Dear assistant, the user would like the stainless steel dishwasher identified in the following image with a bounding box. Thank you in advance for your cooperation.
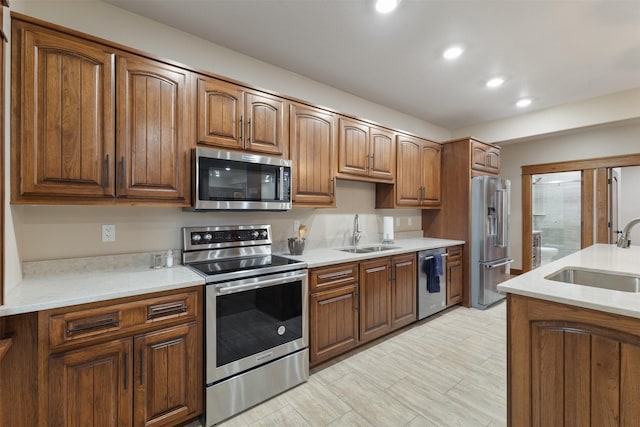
[417,248,448,319]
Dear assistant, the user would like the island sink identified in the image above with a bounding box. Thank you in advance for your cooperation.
[545,266,640,292]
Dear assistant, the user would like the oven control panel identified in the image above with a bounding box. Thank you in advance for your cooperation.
[182,225,271,251]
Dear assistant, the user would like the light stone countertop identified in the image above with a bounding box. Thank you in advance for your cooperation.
[279,237,465,268]
[0,237,464,317]
[498,244,640,319]
[0,254,205,317]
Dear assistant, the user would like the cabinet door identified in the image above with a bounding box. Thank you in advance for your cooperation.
[309,284,359,366]
[369,126,395,181]
[134,322,202,427]
[446,257,463,306]
[12,21,115,200]
[359,258,392,343]
[338,117,369,177]
[486,147,500,174]
[390,254,416,329]
[395,135,422,206]
[245,91,286,156]
[49,338,133,427]
[528,322,640,426]
[289,103,336,207]
[471,142,487,171]
[421,141,441,206]
[116,54,190,203]
[196,77,244,150]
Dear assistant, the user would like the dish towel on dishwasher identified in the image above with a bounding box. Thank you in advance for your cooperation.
[422,254,443,293]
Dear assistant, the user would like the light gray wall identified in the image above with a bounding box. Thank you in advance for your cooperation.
[499,119,640,270]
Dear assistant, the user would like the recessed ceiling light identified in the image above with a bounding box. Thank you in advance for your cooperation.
[375,0,400,13]
[486,77,504,88]
[516,98,532,108]
[443,45,464,60]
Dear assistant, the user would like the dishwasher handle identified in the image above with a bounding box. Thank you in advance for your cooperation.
[420,253,448,262]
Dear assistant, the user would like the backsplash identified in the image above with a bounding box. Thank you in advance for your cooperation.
[15,180,423,262]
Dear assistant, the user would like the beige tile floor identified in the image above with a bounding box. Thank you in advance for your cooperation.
[208,301,507,427]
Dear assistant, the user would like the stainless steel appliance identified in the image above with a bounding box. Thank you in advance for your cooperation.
[191,147,292,211]
[182,225,308,426]
[417,248,448,319]
[470,176,513,309]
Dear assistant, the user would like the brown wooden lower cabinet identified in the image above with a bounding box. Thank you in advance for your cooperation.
[309,253,419,366]
[359,258,392,343]
[49,338,134,426]
[507,293,640,426]
[309,284,359,365]
[390,253,417,329]
[446,245,463,306]
[134,323,200,427]
[0,287,203,427]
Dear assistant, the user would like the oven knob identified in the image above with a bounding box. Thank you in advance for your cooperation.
[204,233,213,241]
[259,230,268,239]
[192,234,202,242]
[250,231,259,240]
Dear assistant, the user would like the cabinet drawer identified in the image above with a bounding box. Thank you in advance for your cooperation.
[48,290,199,349]
[310,262,359,292]
[447,245,462,259]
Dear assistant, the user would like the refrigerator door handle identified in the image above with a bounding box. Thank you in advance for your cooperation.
[496,189,508,247]
[485,259,514,269]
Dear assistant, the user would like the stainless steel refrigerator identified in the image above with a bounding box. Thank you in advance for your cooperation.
[470,175,513,309]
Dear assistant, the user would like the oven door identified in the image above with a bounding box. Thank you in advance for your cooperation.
[206,269,308,384]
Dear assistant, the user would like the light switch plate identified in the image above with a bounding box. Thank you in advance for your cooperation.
[293,220,300,233]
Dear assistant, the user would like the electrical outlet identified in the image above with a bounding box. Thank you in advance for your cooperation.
[102,224,116,242]
[408,217,413,226]
[293,220,301,233]
[395,217,400,227]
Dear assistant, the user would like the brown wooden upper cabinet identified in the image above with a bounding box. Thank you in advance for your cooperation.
[196,76,287,157]
[337,117,395,182]
[376,134,441,208]
[289,102,337,207]
[11,18,191,205]
[471,139,500,175]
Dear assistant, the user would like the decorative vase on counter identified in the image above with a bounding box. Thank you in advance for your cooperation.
[288,238,306,255]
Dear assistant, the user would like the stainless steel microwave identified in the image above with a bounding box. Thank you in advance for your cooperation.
[192,148,292,211]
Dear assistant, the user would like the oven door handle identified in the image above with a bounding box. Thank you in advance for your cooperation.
[215,271,308,295]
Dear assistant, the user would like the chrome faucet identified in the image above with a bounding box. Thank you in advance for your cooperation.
[352,214,362,246]
[617,218,640,248]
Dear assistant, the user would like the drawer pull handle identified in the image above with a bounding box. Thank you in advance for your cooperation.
[319,294,352,305]
[139,348,144,385]
[66,319,119,336]
[318,270,353,281]
[124,351,128,390]
[147,305,188,320]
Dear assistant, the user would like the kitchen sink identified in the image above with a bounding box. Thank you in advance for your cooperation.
[545,267,640,292]
[338,245,400,254]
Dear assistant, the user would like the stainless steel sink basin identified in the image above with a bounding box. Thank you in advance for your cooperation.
[338,245,400,254]
[545,267,640,292]
[339,248,371,253]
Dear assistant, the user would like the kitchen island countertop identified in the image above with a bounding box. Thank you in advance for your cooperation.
[280,237,465,268]
[498,243,640,319]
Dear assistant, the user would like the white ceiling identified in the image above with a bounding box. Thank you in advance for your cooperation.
[103,0,640,130]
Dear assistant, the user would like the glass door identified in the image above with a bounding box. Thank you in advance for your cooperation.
[531,171,582,267]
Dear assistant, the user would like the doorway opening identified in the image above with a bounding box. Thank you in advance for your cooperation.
[531,171,582,267]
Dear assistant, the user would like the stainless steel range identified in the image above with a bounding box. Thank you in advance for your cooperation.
[182,225,308,426]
